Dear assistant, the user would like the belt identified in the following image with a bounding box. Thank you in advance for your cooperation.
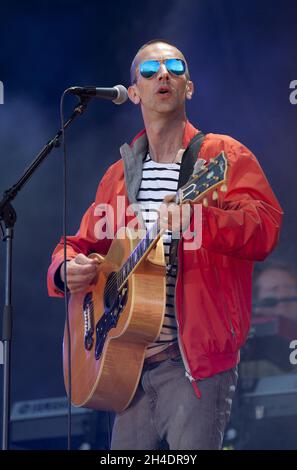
[144,342,181,367]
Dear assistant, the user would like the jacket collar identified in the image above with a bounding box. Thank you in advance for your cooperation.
[119,120,200,207]
[120,131,148,207]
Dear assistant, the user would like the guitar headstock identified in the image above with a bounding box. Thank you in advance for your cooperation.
[178,151,228,205]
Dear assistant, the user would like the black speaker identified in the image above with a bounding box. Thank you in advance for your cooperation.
[10,396,113,450]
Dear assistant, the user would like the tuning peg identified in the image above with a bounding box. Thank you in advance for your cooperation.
[220,184,228,193]
[212,191,218,201]
[203,198,208,207]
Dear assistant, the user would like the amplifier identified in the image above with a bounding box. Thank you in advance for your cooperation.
[10,397,112,450]
[242,373,297,420]
[226,374,297,449]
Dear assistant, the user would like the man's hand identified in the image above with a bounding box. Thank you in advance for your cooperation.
[60,253,100,294]
[159,194,193,234]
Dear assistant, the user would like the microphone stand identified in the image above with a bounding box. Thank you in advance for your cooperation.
[0,95,91,450]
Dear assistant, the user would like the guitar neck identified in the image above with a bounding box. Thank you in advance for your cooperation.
[116,219,163,292]
[116,151,228,292]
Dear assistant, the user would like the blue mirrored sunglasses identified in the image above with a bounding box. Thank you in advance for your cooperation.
[139,58,186,79]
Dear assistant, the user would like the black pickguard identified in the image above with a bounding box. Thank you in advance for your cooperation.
[94,272,128,360]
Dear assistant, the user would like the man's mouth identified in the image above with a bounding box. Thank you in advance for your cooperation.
[157,87,171,95]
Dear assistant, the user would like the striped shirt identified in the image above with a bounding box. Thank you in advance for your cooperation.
[137,153,180,358]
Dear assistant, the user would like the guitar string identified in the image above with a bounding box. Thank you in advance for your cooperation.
[102,218,161,299]
[94,164,221,299]
[101,225,160,299]
[84,162,225,349]
[101,166,217,299]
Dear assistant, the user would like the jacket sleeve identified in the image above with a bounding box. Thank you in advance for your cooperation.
[47,168,113,298]
[187,135,283,261]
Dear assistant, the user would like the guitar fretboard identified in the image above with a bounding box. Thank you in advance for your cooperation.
[116,219,161,291]
[114,152,227,292]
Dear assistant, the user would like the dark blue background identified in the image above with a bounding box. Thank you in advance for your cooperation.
[0,0,296,448]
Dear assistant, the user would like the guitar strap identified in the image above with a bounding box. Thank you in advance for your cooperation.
[168,131,205,269]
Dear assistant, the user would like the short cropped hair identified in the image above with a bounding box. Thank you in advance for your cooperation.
[130,39,190,84]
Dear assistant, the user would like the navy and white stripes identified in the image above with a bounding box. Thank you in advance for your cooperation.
[137,154,180,357]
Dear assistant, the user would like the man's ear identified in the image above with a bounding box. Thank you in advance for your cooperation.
[128,84,141,104]
[186,80,194,100]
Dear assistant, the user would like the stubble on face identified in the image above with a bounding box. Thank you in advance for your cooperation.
[131,43,191,117]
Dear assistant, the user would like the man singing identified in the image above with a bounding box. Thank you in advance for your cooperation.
[47,39,283,449]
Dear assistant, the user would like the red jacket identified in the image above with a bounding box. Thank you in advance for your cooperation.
[47,121,283,392]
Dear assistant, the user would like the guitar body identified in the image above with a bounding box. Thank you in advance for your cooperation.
[63,227,166,412]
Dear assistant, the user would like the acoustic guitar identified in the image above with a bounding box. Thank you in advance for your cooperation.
[63,152,227,412]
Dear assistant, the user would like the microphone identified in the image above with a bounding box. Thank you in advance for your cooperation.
[67,84,128,105]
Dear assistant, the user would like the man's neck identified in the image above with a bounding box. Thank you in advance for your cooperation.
[143,112,187,164]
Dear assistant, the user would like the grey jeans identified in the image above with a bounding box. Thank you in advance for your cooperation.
[111,355,238,450]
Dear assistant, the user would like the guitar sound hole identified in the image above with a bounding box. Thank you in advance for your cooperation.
[104,272,118,310]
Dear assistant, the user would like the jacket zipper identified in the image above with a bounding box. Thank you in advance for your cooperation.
[173,259,202,399]
[171,253,198,384]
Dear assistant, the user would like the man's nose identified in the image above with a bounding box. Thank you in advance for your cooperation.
[157,63,169,80]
